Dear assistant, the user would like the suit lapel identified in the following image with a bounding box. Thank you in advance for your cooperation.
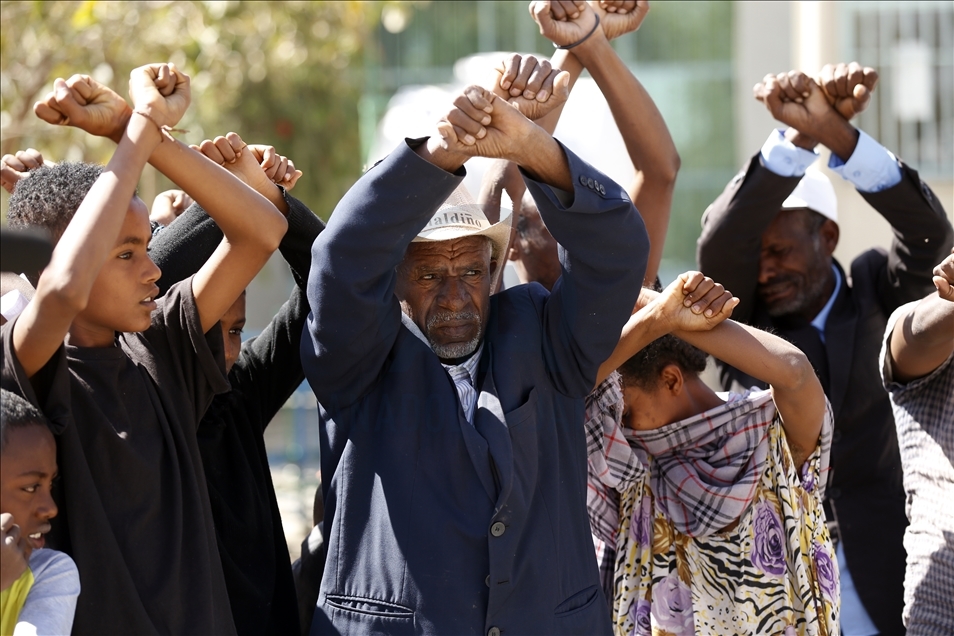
[824,265,857,421]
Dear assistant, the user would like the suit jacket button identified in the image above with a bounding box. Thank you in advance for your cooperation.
[579,175,588,186]
[490,521,506,537]
[586,177,595,189]
[832,430,842,443]
[828,487,841,500]
[599,183,605,195]
[488,628,501,636]
[485,575,490,587]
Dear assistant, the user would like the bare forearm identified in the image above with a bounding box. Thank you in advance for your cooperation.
[674,320,809,391]
[514,127,573,192]
[596,303,670,386]
[677,319,824,463]
[889,295,954,383]
[574,37,678,283]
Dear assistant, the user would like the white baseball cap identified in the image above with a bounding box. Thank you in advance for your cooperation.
[781,170,838,223]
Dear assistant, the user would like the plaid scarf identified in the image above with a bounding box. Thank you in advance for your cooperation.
[586,376,781,539]
[585,372,645,545]
[624,389,777,537]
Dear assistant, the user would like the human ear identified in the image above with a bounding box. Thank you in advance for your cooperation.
[660,364,684,396]
[820,219,839,255]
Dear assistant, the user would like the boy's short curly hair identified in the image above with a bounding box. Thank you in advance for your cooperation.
[0,389,50,454]
[8,162,104,244]
[618,334,708,391]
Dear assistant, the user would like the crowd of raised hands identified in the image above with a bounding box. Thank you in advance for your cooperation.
[2,1,952,635]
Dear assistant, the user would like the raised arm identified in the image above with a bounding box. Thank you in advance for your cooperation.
[887,250,954,383]
[621,273,826,467]
[753,67,953,307]
[33,72,289,333]
[532,0,676,284]
[595,272,737,384]
[12,65,183,378]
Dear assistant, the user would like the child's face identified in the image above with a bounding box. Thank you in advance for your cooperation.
[74,196,161,340]
[0,424,58,558]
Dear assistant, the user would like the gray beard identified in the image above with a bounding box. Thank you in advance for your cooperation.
[427,311,482,359]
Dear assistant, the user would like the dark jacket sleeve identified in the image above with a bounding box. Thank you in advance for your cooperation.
[523,143,648,397]
[858,162,953,312]
[227,194,325,431]
[301,140,462,409]
[696,153,802,324]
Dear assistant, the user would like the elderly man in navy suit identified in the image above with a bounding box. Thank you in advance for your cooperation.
[301,54,648,635]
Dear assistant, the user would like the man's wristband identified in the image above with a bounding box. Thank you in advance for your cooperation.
[555,14,600,50]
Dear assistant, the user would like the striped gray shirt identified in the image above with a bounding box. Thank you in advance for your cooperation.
[881,301,954,636]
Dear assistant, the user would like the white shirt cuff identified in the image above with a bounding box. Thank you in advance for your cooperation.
[759,129,819,177]
[828,129,902,193]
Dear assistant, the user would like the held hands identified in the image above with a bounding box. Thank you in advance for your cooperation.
[1,148,51,194]
[34,74,132,142]
[128,63,191,129]
[588,1,649,41]
[436,72,567,161]
[651,271,739,333]
[192,132,302,197]
[934,248,954,302]
[530,1,647,49]
[35,63,192,140]
[530,1,600,48]
[753,70,836,138]
[492,54,571,121]
[1,513,28,592]
[816,62,878,121]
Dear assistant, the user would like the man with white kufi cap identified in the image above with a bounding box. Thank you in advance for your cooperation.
[698,63,953,636]
[301,55,648,635]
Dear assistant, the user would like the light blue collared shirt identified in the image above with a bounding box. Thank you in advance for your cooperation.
[760,129,902,193]
[810,264,842,343]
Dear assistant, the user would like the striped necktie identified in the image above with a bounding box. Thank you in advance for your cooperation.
[446,364,477,424]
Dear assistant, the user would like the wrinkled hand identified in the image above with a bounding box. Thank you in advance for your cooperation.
[492,54,570,121]
[150,190,194,227]
[128,63,190,129]
[816,62,878,121]
[530,1,600,48]
[436,85,553,162]
[589,0,649,40]
[1,148,50,194]
[1,513,27,592]
[34,74,132,142]
[652,271,738,332]
[933,248,954,302]
[754,70,835,137]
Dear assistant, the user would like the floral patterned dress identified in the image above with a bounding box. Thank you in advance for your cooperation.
[611,393,839,636]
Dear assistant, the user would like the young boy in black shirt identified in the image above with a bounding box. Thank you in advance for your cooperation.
[1,63,287,634]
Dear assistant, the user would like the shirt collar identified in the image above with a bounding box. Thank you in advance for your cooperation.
[810,264,842,340]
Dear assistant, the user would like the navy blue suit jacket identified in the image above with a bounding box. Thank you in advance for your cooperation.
[302,139,648,635]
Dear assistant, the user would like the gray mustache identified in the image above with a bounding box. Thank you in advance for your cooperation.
[427,312,480,329]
